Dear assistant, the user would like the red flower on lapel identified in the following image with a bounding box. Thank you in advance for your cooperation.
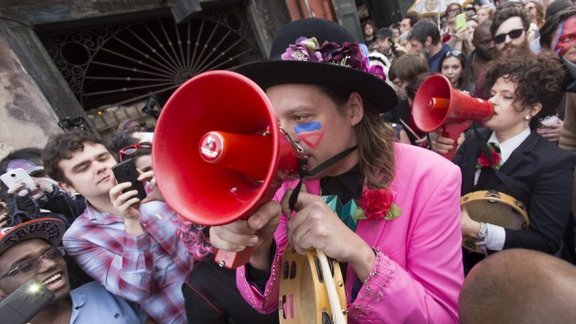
[357,187,402,221]
[476,143,501,169]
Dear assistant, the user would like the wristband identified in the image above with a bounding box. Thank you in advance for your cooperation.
[475,222,488,247]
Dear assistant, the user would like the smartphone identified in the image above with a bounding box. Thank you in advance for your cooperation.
[455,13,467,32]
[112,159,147,200]
[0,168,37,192]
[0,279,54,324]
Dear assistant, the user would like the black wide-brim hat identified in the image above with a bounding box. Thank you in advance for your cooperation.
[235,18,397,112]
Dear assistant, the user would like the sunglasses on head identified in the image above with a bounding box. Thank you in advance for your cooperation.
[494,28,524,44]
[445,50,463,58]
[119,142,152,161]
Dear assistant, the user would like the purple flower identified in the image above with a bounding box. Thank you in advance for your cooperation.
[281,37,322,62]
[367,64,386,80]
[280,37,387,81]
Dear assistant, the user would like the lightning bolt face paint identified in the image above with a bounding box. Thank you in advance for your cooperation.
[294,122,325,149]
[554,16,576,60]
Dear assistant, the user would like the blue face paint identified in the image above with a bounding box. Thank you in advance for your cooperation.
[294,121,322,134]
[554,21,565,56]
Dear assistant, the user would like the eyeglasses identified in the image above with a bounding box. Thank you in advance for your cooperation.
[494,28,524,44]
[0,247,66,280]
[445,50,463,58]
[119,142,152,161]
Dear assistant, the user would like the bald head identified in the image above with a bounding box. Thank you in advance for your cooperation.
[473,20,496,59]
[460,249,576,324]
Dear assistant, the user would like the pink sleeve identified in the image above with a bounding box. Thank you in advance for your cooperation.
[235,184,293,313]
[236,217,289,313]
[349,164,463,323]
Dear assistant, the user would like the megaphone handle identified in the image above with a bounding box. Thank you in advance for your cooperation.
[215,247,254,269]
[441,121,472,161]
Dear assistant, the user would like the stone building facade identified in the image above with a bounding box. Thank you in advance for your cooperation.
[0,0,365,158]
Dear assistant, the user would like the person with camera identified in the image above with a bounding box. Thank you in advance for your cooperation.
[41,131,211,324]
[0,148,86,228]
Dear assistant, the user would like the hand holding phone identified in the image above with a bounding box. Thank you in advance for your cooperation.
[112,159,147,201]
[1,169,37,193]
[455,13,467,32]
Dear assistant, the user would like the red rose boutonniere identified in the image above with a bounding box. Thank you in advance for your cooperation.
[476,143,501,169]
[356,187,402,221]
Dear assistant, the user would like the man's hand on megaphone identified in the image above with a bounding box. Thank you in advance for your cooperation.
[280,190,375,281]
[209,201,280,271]
[430,129,465,154]
[430,131,456,155]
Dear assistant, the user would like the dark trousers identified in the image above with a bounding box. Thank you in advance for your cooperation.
[183,257,279,324]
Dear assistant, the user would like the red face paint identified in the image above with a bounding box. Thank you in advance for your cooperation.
[555,16,576,58]
[299,131,325,149]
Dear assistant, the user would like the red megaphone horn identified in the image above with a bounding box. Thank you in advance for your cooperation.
[153,71,301,268]
[412,74,494,160]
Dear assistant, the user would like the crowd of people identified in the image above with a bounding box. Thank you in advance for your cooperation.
[2,0,576,323]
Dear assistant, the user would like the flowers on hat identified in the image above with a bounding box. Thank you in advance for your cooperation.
[281,37,387,81]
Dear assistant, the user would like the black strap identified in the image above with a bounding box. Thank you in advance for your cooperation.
[288,145,359,213]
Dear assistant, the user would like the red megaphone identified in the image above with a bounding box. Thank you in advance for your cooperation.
[153,71,301,268]
[412,74,494,160]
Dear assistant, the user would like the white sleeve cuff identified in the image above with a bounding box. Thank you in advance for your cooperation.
[486,223,506,251]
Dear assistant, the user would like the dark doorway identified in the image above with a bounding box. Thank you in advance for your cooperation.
[38,4,262,110]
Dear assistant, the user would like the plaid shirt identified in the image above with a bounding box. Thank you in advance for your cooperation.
[63,201,192,324]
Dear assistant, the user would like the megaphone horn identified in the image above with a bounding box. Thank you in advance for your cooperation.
[199,130,273,180]
[412,74,493,160]
[153,71,301,268]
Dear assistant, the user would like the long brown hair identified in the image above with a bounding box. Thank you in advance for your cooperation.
[320,86,396,189]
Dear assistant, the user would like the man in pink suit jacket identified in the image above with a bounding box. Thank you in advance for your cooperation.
[235,143,464,323]
[209,18,464,323]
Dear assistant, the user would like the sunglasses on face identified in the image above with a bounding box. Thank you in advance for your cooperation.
[494,28,524,44]
[119,142,152,161]
[0,246,66,280]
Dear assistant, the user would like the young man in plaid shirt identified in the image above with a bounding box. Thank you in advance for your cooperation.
[42,131,209,324]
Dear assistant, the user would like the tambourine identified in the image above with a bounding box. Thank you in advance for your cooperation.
[461,190,529,254]
[279,247,347,323]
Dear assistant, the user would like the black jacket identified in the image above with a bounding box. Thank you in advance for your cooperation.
[454,127,575,254]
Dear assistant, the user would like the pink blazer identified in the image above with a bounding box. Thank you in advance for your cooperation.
[237,143,464,323]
